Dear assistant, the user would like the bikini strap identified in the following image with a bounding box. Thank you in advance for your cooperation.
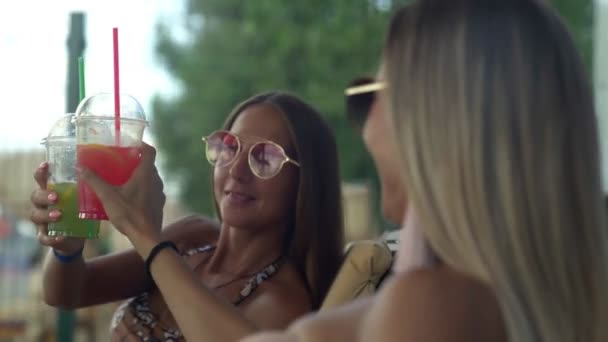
[233,257,283,306]
[180,244,283,306]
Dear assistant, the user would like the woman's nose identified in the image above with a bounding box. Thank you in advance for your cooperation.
[229,147,253,181]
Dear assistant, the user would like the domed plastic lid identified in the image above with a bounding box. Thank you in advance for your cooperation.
[45,113,76,141]
[75,93,147,123]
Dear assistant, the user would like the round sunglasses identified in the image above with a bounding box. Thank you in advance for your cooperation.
[201,130,300,179]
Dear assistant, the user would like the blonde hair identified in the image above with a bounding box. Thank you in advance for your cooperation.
[384,1,608,341]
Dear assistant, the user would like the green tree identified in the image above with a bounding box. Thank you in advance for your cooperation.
[153,0,406,217]
[553,0,594,69]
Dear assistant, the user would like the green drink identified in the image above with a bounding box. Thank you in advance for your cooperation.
[47,182,100,238]
[44,114,100,239]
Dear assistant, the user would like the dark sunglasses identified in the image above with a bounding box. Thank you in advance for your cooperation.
[344,77,386,130]
[202,130,300,179]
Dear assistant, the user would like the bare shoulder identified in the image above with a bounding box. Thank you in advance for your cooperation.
[241,261,313,330]
[161,214,220,249]
[362,267,507,342]
[288,297,374,342]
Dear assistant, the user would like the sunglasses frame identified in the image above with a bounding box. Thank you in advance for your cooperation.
[201,130,300,179]
[344,81,386,96]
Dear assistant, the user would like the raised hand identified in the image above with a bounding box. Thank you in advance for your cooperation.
[77,143,166,254]
[30,162,85,255]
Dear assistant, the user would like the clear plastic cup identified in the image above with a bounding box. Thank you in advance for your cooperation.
[75,93,148,220]
[44,114,100,238]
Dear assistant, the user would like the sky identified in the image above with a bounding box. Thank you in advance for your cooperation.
[596,1,608,190]
[0,0,188,151]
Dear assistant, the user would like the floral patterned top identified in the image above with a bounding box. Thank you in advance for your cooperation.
[109,245,282,342]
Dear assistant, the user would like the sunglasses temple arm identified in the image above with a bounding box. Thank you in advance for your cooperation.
[287,158,301,167]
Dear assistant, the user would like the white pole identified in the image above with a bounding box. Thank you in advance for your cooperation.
[595,0,608,192]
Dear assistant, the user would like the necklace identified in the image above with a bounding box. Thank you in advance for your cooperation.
[208,272,258,290]
[208,254,284,289]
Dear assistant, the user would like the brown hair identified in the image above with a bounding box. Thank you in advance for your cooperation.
[218,92,344,309]
[385,0,608,341]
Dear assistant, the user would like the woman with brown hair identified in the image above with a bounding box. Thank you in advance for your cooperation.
[244,0,608,341]
[31,92,344,341]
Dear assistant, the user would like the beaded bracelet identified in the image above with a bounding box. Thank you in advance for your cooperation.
[145,240,178,280]
[53,247,84,263]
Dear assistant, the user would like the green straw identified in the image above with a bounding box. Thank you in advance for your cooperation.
[78,56,86,101]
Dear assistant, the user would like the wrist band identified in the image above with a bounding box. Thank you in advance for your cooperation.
[145,240,178,280]
[53,247,84,263]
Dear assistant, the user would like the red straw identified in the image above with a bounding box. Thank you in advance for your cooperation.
[113,27,121,145]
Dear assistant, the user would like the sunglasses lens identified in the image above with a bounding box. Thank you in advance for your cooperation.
[249,143,286,178]
[206,131,239,167]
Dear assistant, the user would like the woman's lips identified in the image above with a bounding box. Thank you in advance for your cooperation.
[224,191,255,205]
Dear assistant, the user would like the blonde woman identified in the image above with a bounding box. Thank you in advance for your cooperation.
[362,0,608,341]
[243,0,608,341]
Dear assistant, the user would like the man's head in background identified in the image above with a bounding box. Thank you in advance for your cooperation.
[345,75,407,225]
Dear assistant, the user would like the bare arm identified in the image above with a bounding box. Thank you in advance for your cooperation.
[40,214,219,309]
[291,297,372,342]
[147,246,257,340]
[240,297,373,342]
[136,243,311,341]
[41,244,143,309]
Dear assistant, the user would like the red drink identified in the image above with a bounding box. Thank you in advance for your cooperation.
[77,144,141,220]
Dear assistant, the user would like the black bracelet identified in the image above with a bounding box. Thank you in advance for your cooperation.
[145,240,178,281]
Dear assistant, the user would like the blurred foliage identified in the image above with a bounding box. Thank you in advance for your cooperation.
[552,0,594,70]
[152,0,594,224]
